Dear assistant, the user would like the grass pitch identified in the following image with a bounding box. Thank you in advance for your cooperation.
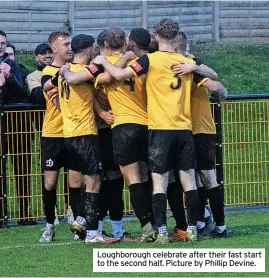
[0,210,268,277]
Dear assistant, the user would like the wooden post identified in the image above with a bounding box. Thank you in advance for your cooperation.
[68,1,75,35]
[141,1,148,29]
[213,1,220,42]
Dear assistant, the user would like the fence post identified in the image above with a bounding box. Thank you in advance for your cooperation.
[68,1,75,35]
[141,1,148,29]
[0,97,8,227]
[213,1,220,42]
[214,100,224,202]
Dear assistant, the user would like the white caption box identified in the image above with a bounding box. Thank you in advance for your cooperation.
[93,248,265,273]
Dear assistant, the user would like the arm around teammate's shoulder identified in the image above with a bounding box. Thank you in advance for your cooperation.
[202,79,227,101]
[92,55,134,81]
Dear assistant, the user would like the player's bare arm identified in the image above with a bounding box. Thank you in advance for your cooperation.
[172,62,218,80]
[60,64,93,85]
[93,97,114,125]
[93,55,134,81]
[202,79,227,101]
[94,51,136,85]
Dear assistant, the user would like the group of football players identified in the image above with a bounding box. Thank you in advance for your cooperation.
[39,18,228,244]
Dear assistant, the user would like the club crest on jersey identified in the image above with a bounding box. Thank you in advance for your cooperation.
[132,62,142,73]
[46,159,53,167]
[88,64,98,73]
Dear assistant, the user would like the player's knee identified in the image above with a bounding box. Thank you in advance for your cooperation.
[44,171,58,190]
[44,179,57,191]
[69,170,84,188]
[180,169,197,192]
[85,174,101,192]
[198,170,218,190]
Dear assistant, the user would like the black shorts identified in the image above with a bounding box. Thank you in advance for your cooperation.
[64,135,102,175]
[98,127,119,173]
[194,133,216,170]
[41,137,69,171]
[112,123,148,166]
[148,130,196,173]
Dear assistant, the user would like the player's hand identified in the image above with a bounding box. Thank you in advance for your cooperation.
[211,90,227,102]
[92,55,105,65]
[171,62,196,75]
[0,62,11,79]
[200,64,209,69]
[123,51,136,61]
[100,110,114,125]
[47,87,58,98]
[59,63,70,75]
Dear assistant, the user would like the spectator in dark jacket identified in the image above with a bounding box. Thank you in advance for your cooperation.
[0,30,36,226]
[6,41,29,85]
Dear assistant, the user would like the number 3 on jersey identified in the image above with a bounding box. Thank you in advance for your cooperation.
[170,73,182,90]
[61,78,70,100]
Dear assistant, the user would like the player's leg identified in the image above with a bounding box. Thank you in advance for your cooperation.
[98,127,126,239]
[113,124,155,242]
[177,130,200,241]
[199,169,226,237]
[68,170,85,239]
[39,137,64,242]
[138,127,155,229]
[167,170,189,241]
[195,172,209,233]
[65,135,117,244]
[68,170,84,220]
[148,130,177,243]
[195,134,226,237]
[98,179,110,235]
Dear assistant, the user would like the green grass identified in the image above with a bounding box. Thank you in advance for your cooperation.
[192,42,269,94]
[0,211,268,277]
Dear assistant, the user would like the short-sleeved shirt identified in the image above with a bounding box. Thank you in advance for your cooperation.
[41,65,63,137]
[129,51,206,131]
[102,54,148,128]
[58,63,97,137]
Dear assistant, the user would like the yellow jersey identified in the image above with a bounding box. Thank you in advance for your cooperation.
[58,63,97,137]
[129,51,204,130]
[41,65,63,137]
[103,54,148,128]
[191,81,216,135]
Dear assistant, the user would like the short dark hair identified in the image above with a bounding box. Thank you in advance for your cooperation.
[6,41,16,55]
[105,27,125,49]
[97,30,108,48]
[48,30,70,45]
[156,18,179,40]
[129,28,151,51]
[0,30,6,37]
[71,34,95,54]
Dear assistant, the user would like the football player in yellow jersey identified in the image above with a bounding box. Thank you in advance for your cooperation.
[96,27,157,242]
[40,31,83,243]
[92,30,136,242]
[93,19,228,243]
[172,32,227,238]
[57,34,121,244]
[61,27,156,243]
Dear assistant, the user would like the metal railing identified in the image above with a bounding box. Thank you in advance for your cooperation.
[0,94,269,226]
